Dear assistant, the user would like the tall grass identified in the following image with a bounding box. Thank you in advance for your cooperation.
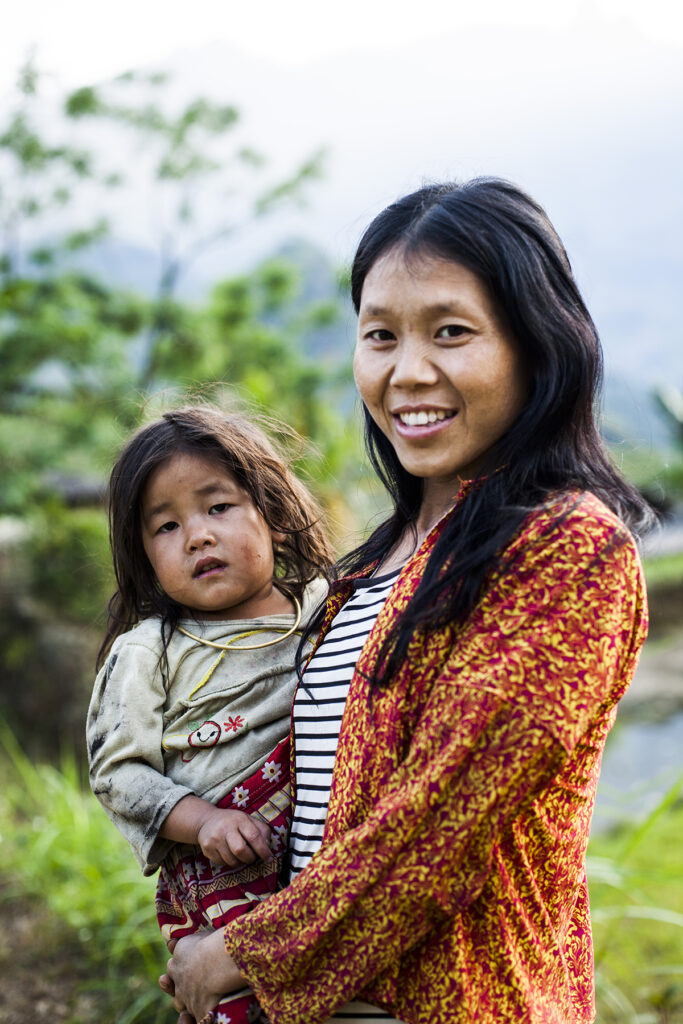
[1,723,682,1022]
[587,770,683,1023]
[0,722,174,1023]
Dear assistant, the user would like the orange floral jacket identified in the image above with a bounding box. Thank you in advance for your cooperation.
[224,490,648,1024]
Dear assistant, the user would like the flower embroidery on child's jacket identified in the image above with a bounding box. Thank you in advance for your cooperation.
[223,715,245,733]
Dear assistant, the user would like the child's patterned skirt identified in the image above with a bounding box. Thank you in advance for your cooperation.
[155,736,291,1024]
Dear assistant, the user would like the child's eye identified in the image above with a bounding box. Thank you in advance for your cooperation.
[158,521,178,534]
[209,503,230,514]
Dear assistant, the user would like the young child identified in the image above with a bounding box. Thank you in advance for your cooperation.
[87,405,332,1024]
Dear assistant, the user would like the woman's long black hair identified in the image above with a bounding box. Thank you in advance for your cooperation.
[302,177,655,690]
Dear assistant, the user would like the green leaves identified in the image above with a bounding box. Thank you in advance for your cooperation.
[64,85,102,117]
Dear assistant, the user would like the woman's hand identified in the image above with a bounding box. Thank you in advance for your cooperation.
[159,931,245,1022]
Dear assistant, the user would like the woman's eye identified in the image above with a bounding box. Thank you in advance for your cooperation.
[366,328,395,342]
[158,521,177,534]
[436,324,468,339]
[209,503,230,514]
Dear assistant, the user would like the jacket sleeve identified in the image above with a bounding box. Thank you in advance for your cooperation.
[223,507,648,1023]
[86,635,194,874]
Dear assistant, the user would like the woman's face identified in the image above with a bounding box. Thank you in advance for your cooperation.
[354,249,528,508]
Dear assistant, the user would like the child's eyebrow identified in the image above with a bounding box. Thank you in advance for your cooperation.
[144,499,172,520]
[144,481,235,520]
[195,481,231,496]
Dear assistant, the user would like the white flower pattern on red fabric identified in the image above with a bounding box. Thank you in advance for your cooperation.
[231,785,249,808]
[261,759,281,782]
[272,823,289,853]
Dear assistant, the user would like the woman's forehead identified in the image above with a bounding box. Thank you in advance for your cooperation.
[358,249,497,318]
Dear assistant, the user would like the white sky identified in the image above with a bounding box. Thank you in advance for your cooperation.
[2,0,682,92]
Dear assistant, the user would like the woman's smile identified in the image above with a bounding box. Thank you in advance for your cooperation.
[393,406,457,433]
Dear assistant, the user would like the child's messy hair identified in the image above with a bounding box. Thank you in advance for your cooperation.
[97,404,333,668]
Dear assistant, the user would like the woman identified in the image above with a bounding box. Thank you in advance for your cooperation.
[162,178,652,1024]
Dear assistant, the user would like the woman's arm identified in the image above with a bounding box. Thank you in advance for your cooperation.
[173,502,647,1022]
[162,931,245,1022]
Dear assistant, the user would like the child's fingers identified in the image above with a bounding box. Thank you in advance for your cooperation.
[224,829,259,864]
[222,819,272,864]
[238,818,274,861]
[207,840,241,867]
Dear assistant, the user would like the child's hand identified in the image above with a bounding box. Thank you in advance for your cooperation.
[196,808,273,867]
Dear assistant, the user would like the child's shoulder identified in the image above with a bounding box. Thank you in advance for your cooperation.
[109,616,165,657]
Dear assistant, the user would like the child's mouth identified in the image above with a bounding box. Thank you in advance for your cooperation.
[193,559,225,579]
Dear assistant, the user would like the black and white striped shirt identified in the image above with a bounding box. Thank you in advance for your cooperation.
[290,569,405,1024]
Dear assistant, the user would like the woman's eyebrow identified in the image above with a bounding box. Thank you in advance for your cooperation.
[361,301,473,317]
[359,304,390,317]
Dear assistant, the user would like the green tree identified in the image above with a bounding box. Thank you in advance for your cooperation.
[0,60,361,754]
[64,70,326,389]
[0,60,350,516]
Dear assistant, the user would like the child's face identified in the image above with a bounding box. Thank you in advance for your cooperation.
[140,452,287,620]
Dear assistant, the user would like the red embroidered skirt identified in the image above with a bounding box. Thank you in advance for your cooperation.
[155,736,291,1024]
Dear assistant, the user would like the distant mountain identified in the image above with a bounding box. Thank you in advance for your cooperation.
[67,229,673,452]
[140,24,682,390]
[11,21,681,398]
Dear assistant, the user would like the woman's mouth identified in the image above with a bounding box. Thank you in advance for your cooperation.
[394,409,457,433]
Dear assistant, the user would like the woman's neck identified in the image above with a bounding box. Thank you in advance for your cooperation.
[376,488,462,575]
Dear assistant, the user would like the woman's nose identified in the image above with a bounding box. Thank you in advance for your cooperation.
[389,339,439,388]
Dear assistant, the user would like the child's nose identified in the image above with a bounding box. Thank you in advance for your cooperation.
[186,521,215,551]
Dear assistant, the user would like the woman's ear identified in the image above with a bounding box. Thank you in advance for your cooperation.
[271,530,287,545]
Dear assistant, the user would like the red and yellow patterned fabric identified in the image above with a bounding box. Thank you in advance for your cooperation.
[224,491,648,1024]
[157,736,291,1024]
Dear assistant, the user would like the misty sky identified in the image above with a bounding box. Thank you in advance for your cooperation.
[2,0,682,398]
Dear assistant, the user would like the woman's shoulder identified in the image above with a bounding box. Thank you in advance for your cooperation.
[527,489,633,538]
[508,489,640,572]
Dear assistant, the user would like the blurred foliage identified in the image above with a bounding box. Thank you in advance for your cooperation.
[588,772,683,1023]
[0,722,173,1022]
[613,442,683,513]
[644,551,683,588]
[654,387,683,447]
[1,725,682,1022]
[0,58,366,756]
[0,57,359,516]
[30,502,113,621]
